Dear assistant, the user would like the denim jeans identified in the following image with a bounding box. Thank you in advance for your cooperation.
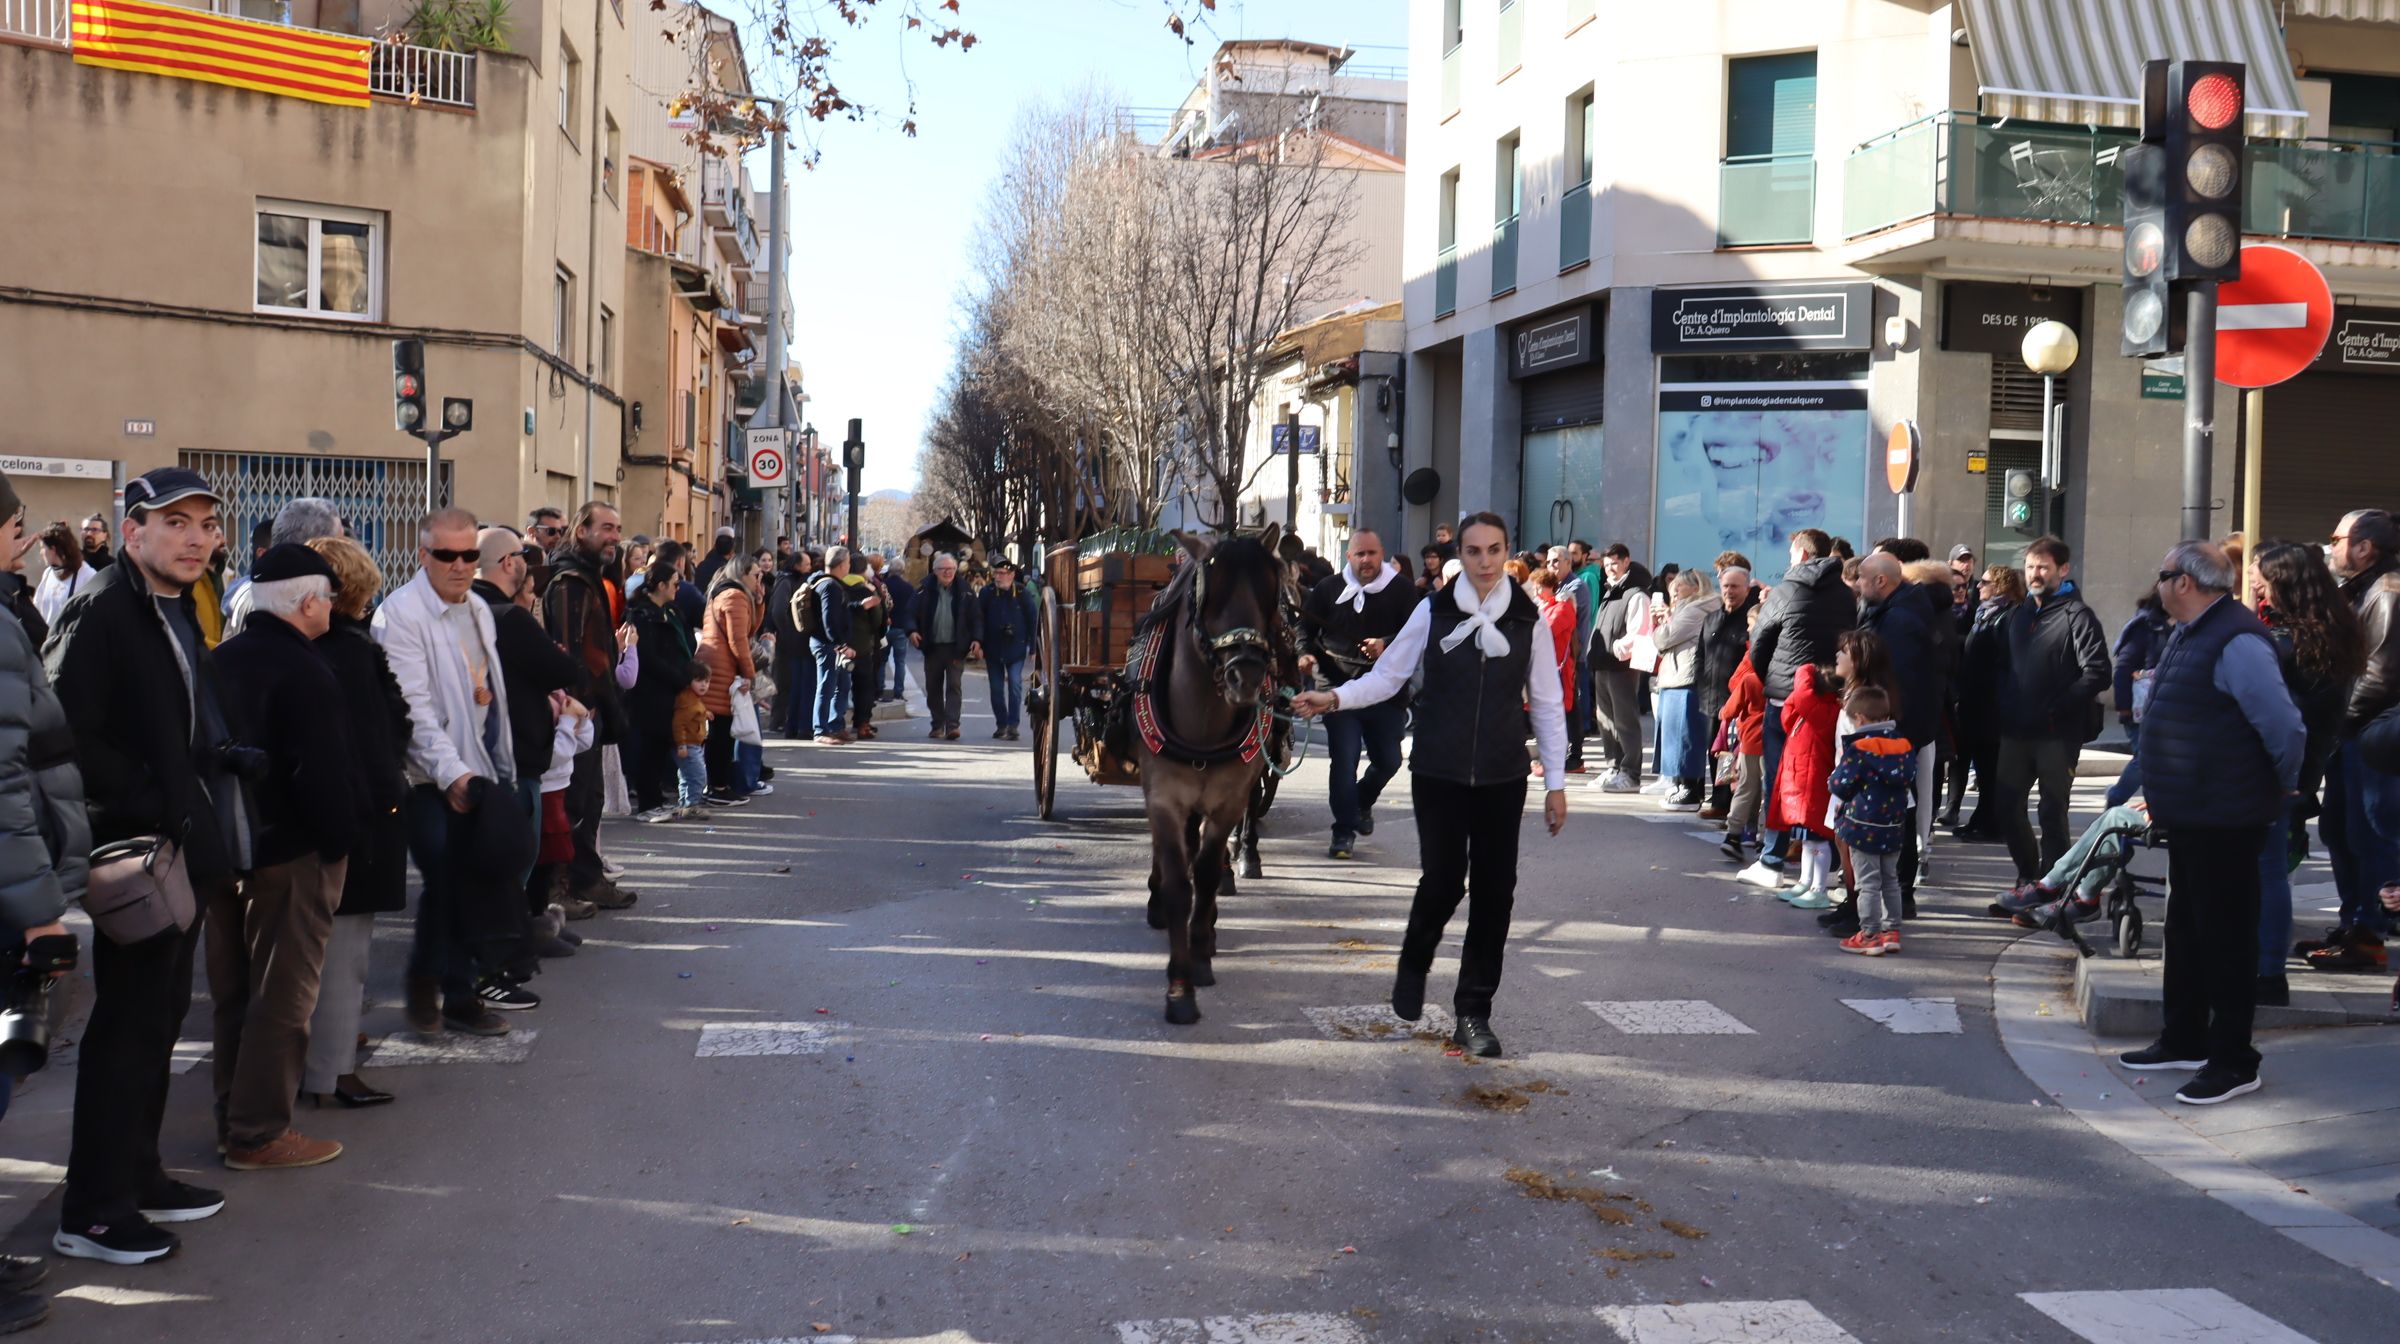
[675,743,708,807]
[1656,686,1704,783]
[2321,741,2399,937]
[886,638,909,699]
[813,643,852,736]
[1325,696,1407,837]
[737,739,764,792]
[404,784,478,1007]
[1759,698,1789,869]
[2258,804,2295,976]
[988,656,1026,729]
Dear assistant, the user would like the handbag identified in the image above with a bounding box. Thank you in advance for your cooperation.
[83,835,197,945]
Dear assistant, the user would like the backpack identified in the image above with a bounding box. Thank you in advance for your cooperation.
[791,577,826,640]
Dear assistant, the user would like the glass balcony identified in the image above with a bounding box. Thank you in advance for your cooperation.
[1435,245,1458,317]
[1560,181,1592,270]
[1719,154,1816,247]
[1440,43,1461,119]
[2247,138,2400,246]
[1496,0,1521,78]
[1492,215,1519,295]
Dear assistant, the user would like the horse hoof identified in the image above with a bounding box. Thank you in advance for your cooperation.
[1239,854,1262,880]
[1190,960,1216,988]
[1164,993,1201,1025]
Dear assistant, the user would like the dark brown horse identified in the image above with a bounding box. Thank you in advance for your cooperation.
[1133,526,1286,1024]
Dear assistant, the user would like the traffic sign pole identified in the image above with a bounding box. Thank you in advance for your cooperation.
[2183,282,2219,542]
[2241,387,2266,608]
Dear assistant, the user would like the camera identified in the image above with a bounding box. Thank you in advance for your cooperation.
[0,933,81,1081]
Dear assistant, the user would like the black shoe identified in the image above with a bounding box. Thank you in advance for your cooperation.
[1719,835,1747,863]
[137,1179,225,1224]
[2255,974,2290,1007]
[1816,900,1857,928]
[441,1003,512,1037]
[1356,804,1375,837]
[1822,912,1861,939]
[2176,1066,2262,1106]
[0,1256,43,1296]
[1391,969,1426,1022]
[2119,1041,2207,1071]
[1452,1016,1503,1058]
[1900,892,1918,920]
[476,978,540,1011]
[53,1216,178,1265]
[0,1291,45,1336]
[1328,833,1355,861]
[2292,925,2348,957]
[535,932,577,958]
[1935,809,1960,830]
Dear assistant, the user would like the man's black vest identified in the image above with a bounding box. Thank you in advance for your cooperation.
[1412,580,1540,788]
[2136,596,2282,828]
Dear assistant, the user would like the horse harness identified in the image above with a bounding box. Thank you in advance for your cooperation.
[1123,577,1276,770]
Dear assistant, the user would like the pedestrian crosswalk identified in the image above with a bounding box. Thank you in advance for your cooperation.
[1114,1314,1365,1344]
[1586,999,1757,1035]
[361,1029,538,1066]
[1839,997,1962,1034]
[1591,1290,2324,1344]
[694,1021,839,1057]
[1597,1300,1858,1343]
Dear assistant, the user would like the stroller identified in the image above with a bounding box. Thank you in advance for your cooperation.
[2026,816,2168,959]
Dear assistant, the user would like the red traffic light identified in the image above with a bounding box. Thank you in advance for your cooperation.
[396,373,422,398]
[2187,72,2241,129]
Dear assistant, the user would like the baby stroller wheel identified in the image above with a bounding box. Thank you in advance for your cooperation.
[2115,907,2143,960]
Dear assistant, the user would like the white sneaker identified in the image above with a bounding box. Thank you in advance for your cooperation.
[600,856,625,879]
[1737,860,1785,889]
[1601,771,1640,794]
[1640,777,1673,795]
[637,806,677,824]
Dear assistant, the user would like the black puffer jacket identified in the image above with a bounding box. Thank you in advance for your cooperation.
[1697,587,1760,722]
[0,606,86,931]
[1748,557,1856,701]
[315,613,412,915]
[211,612,363,867]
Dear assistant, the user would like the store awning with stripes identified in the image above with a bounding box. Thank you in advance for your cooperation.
[1960,0,2307,137]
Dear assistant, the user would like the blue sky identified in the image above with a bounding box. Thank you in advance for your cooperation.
[775,0,1409,494]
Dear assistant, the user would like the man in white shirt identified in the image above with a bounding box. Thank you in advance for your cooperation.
[1294,512,1567,1058]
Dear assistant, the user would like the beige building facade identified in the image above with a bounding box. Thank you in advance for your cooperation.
[1406,0,2400,619]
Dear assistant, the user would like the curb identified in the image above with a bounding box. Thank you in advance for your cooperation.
[1992,935,2400,1293]
[2073,949,2396,1037]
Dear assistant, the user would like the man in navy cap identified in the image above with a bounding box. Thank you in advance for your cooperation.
[45,467,244,1264]
[207,544,364,1173]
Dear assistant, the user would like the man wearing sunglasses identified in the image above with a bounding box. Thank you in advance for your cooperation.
[525,507,567,556]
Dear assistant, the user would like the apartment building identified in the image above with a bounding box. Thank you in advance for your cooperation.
[1404,0,2400,612]
[0,0,628,587]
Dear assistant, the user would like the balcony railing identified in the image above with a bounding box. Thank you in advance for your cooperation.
[1560,180,1592,270]
[2,0,475,108]
[1440,41,1460,119]
[1496,0,1521,78]
[1435,244,1458,317]
[2247,137,2400,246]
[1719,153,1816,247]
[1491,214,1518,295]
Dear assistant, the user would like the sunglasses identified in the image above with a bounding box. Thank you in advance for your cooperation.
[2157,569,2188,584]
[424,546,479,565]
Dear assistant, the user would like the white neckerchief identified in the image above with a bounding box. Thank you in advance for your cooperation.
[1438,574,1514,659]
[1335,561,1399,613]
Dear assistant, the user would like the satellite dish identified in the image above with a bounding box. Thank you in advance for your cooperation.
[1402,468,1441,506]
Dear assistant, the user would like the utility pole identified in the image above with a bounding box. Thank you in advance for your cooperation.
[761,98,788,546]
[2182,283,2219,541]
[1283,410,1301,534]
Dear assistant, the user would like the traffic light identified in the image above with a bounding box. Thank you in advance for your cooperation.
[2004,469,2040,534]
[2119,142,2177,356]
[394,339,426,434]
[2159,59,2245,283]
[440,397,473,433]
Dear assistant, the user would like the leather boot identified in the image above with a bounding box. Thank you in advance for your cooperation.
[1452,1016,1503,1058]
[404,977,440,1036]
[1391,968,1426,1022]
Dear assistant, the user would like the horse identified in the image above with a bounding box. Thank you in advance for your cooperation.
[1130,526,1286,1025]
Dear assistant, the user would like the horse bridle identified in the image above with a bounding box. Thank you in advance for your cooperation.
[1187,558,1276,699]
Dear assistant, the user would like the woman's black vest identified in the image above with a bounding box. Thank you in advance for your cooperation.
[1412,581,1540,788]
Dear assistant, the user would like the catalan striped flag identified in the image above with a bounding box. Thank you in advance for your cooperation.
[71,0,372,108]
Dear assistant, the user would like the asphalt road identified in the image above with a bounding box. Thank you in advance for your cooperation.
[7,679,2397,1343]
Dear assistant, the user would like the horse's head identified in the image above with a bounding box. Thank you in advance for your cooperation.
[1175,525,1285,709]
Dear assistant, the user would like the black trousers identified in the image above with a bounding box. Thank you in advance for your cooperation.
[851,652,884,733]
[1400,773,1528,1018]
[63,907,208,1227]
[2161,823,2268,1075]
[1998,735,2081,882]
[923,645,966,730]
[631,697,676,812]
[705,713,735,792]
[564,743,605,896]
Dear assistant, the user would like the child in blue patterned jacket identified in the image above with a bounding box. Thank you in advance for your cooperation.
[1827,685,1917,957]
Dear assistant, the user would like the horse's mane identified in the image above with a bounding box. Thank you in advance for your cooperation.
[1136,535,1285,636]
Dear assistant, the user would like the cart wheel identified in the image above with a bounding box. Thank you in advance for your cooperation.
[2116,908,2143,959]
[1031,585,1062,821]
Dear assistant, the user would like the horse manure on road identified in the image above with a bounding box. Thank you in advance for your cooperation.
[1659,1219,1710,1240]
[1598,1246,1677,1262]
[1464,1079,1568,1113]
[1331,937,1377,951]
[1502,1166,1635,1225]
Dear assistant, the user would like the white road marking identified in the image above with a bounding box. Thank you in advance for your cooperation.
[1586,999,1757,1035]
[167,1040,210,1075]
[1115,1314,1367,1344]
[1631,813,1690,824]
[54,1285,214,1306]
[1303,1004,1455,1041]
[695,1021,838,1057]
[2018,1288,2319,1343]
[1597,1299,1862,1342]
[361,1030,538,1067]
[1841,997,1963,1034]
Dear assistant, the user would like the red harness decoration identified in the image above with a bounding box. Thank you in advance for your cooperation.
[1126,624,1273,766]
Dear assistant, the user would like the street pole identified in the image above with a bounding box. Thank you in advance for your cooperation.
[761,101,788,547]
[1284,410,1301,534]
[2241,387,2266,607]
[2183,281,2220,541]
[2038,373,2057,490]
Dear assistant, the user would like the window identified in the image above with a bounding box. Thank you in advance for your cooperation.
[1441,0,1462,52]
[560,37,581,136]
[1437,168,1460,251]
[1567,87,1595,188]
[254,201,382,320]
[1725,51,1817,161]
[1495,132,1522,224]
[603,113,621,200]
[598,305,615,381]
[553,265,575,359]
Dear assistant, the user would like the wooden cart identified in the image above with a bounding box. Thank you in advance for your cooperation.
[1025,531,1179,819]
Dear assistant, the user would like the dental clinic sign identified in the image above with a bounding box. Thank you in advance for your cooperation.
[1651,282,1874,354]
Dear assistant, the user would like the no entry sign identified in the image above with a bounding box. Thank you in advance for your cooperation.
[2217,245,2333,389]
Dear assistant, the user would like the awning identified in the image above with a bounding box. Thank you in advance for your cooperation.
[1961,0,2307,138]
[2282,1,2400,21]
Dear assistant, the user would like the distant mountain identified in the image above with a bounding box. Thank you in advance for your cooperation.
[866,488,910,503]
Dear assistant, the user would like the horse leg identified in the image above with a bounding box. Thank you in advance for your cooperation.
[1150,797,1201,1025]
[1238,781,1266,880]
[1146,862,1165,930]
[1191,827,1226,986]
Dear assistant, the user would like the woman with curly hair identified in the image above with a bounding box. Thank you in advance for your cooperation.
[2254,542,2366,998]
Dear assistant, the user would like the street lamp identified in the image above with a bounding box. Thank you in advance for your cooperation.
[2022,320,2080,495]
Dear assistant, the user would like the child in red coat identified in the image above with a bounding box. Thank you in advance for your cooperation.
[1768,663,1842,908]
[1717,632,1768,861]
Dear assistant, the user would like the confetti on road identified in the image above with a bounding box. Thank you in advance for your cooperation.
[1303,1004,1456,1041]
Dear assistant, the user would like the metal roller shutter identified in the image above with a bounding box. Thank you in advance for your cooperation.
[2258,373,2400,544]
[1520,362,1607,430]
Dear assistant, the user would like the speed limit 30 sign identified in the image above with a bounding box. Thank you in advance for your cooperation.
[745,427,788,486]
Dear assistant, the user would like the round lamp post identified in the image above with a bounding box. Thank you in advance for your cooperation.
[2021,321,2080,497]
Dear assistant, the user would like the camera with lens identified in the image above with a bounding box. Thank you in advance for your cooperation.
[213,741,271,782]
[0,933,81,1081]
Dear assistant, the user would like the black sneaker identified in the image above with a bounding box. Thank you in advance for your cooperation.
[476,979,541,1011]
[2256,973,2290,1008]
[0,1255,44,1295]
[138,1179,225,1224]
[1822,911,1861,939]
[441,1003,512,1036]
[2176,1066,2262,1106]
[2119,1042,2207,1071]
[1328,834,1355,860]
[53,1216,178,1265]
[1719,835,1747,863]
[0,1290,45,1336]
[1391,968,1426,1023]
[1356,804,1375,837]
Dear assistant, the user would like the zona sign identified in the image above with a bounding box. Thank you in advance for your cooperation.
[2217,244,2333,390]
